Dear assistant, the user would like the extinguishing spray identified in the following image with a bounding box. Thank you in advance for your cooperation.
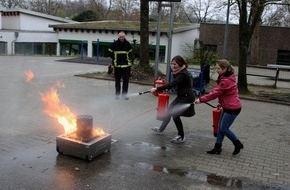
[156,92,169,120]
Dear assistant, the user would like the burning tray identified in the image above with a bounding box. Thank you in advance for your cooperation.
[56,133,111,161]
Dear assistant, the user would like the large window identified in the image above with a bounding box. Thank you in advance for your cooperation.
[277,50,290,65]
[0,42,7,55]
[59,40,87,56]
[15,42,56,55]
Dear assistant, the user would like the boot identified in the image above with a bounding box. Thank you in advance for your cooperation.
[233,140,244,155]
[207,143,222,154]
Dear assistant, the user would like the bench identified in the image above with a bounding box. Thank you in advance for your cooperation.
[267,64,290,87]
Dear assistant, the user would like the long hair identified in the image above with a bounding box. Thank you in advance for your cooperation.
[216,59,234,76]
[171,55,187,68]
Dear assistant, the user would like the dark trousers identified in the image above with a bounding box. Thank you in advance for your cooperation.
[159,113,184,138]
[114,67,131,96]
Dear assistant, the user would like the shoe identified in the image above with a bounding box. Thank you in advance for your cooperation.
[207,143,222,154]
[171,135,186,143]
[122,95,129,100]
[207,148,222,154]
[115,96,120,100]
[232,140,244,155]
[151,127,163,135]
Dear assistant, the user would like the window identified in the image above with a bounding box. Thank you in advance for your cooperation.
[277,50,290,65]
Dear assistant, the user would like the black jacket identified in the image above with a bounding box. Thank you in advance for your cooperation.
[157,68,195,117]
[108,39,132,68]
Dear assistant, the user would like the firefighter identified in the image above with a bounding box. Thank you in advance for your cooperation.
[150,55,195,143]
[108,31,132,100]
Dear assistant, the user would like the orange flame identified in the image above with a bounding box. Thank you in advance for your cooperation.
[25,70,34,82]
[93,128,105,136]
[40,87,77,134]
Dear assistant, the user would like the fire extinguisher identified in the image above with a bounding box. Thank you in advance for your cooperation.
[154,78,166,96]
[212,106,222,137]
[156,92,169,120]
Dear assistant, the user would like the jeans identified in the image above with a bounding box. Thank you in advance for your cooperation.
[216,111,239,145]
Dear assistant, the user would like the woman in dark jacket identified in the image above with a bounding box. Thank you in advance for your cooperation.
[150,55,195,143]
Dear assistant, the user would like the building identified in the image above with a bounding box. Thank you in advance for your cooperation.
[0,8,200,63]
[199,23,290,66]
[49,21,200,63]
[0,8,75,56]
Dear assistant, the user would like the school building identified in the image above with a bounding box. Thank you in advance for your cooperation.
[1,8,290,66]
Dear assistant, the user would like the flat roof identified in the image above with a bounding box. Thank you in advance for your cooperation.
[49,20,198,33]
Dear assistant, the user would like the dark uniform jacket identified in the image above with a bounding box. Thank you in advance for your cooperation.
[157,68,195,117]
[108,39,132,68]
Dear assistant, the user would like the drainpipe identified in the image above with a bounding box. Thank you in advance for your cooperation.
[11,31,19,55]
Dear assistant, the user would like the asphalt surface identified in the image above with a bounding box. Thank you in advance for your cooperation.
[0,56,289,190]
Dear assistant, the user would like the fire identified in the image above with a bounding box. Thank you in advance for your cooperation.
[25,70,34,82]
[40,87,77,134]
[93,128,105,136]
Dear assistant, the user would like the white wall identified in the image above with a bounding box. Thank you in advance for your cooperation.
[20,14,62,31]
[2,15,20,30]
[172,28,200,58]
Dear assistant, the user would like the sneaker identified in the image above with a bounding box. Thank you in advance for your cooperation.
[115,95,120,100]
[151,127,163,135]
[171,135,186,143]
[122,95,129,100]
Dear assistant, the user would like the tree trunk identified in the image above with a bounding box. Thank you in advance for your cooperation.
[237,0,249,94]
[140,1,150,66]
[250,22,260,65]
[238,39,249,94]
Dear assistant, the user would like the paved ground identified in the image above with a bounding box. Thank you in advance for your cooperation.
[0,56,289,190]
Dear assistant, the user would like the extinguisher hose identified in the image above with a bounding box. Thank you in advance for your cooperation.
[193,101,217,108]
[204,102,217,108]
[138,90,151,95]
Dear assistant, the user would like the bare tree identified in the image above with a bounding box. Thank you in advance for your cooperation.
[0,0,28,8]
[87,0,107,20]
[27,0,64,16]
[109,0,139,20]
[262,1,290,27]
[185,0,225,23]
[236,0,266,93]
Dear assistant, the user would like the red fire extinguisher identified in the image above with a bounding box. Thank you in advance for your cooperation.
[154,78,166,96]
[212,106,222,137]
[156,92,169,120]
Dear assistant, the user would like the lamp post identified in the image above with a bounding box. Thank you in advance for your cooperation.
[223,0,230,59]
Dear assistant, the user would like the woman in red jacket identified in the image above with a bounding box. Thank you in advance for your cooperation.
[195,59,244,155]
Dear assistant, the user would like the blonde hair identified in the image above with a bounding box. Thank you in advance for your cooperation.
[216,59,234,73]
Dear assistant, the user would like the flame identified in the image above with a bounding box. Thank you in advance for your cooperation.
[25,70,34,82]
[93,128,105,136]
[40,87,77,134]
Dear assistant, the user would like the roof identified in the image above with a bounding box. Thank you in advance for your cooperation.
[49,20,199,33]
[1,8,75,24]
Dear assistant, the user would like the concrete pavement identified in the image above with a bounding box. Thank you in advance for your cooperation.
[0,56,289,190]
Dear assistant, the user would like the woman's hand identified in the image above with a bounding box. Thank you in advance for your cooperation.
[194,99,200,104]
[150,87,157,93]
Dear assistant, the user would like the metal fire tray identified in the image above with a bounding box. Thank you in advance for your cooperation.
[56,133,111,161]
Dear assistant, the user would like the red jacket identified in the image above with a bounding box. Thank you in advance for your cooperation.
[199,73,242,110]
